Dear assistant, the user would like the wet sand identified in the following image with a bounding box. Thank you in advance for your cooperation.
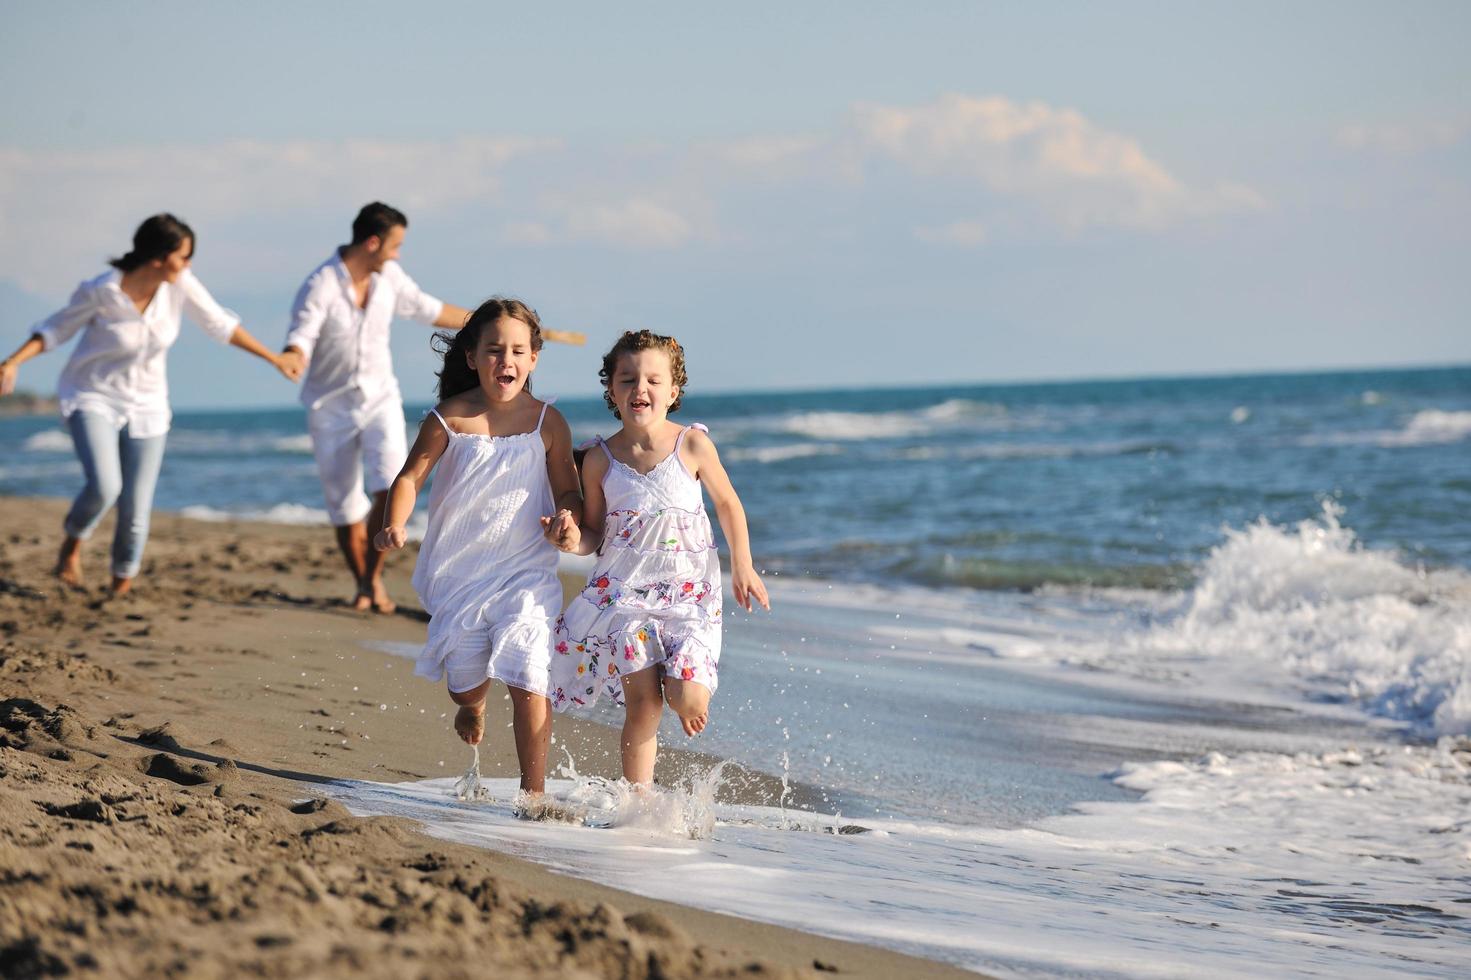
[0,496,979,979]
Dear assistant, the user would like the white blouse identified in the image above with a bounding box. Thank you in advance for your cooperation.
[285,255,444,414]
[33,269,239,438]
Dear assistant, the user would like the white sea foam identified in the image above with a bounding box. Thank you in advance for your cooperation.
[269,433,315,453]
[1023,503,1471,736]
[899,438,1179,462]
[1394,409,1471,445]
[178,503,430,541]
[725,443,842,464]
[1300,409,1471,448]
[760,398,1009,441]
[23,426,320,455]
[331,737,1471,978]
[164,430,326,455]
[21,429,71,453]
[179,503,332,526]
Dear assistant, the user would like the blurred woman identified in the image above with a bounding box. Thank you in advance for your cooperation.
[0,214,300,594]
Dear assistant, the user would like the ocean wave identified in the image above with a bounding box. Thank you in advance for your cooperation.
[1395,409,1471,444]
[725,443,843,464]
[891,437,1185,462]
[1111,502,1471,735]
[165,430,322,455]
[269,434,316,453]
[757,398,1009,441]
[1300,409,1471,449]
[22,427,320,455]
[179,503,429,540]
[21,429,71,453]
[179,503,333,526]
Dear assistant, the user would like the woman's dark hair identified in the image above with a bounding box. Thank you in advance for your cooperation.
[599,329,688,418]
[351,202,408,245]
[432,297,544,401]
[109,214,194,272]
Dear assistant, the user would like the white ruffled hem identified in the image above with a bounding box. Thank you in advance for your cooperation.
[415,615,553,697]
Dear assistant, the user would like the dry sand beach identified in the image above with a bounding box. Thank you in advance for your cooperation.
[0,497,978,979]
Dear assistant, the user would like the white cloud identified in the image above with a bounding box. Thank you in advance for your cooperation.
[914,220,988,247]
[847,93,1262,231]
[0,137,558,293]
[1337,118,1470,155]
[0,95,1260,293]
[501,220,556,245]
[504,197,697,249]
[565,199,694,248]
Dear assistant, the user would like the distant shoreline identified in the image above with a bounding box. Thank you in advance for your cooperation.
[0,391,58,417]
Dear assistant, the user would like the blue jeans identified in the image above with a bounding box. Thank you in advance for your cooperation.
[63,412,167,579]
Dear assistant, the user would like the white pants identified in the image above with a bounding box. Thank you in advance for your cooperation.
[306,393,408,526]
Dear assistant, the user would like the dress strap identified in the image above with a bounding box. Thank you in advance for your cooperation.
[673,423,708,453]
[586,436,614,464]
[427,408,454,436]
[534,396,557,432]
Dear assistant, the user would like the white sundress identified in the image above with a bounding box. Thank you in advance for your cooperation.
[550,424,722,711]
[411,401,561,696]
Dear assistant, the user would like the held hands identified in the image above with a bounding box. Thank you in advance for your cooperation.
[375,526,408,551]
[274,350,305,382]
[541,510,581,553]
[732,563,770,612]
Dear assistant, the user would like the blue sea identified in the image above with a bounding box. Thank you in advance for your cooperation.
[5,365,1470,976]
[6,366,1469,583]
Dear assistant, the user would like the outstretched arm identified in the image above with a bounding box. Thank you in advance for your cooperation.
[375,415,450,550]
[542,328,587,346]
[3,280,100,395]
[432,303,472,330]
[685,429,769,611]
[179,272,299,382]
[0,335,45,397]
[228,326,301,382]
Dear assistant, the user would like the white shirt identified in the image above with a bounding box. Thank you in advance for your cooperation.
[34,269,239,438]
[285,254,444,412]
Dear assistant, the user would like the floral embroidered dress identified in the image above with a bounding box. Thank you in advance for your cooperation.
[550,424,722,710]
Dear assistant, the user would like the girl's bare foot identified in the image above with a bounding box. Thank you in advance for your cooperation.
[110,576,133,596]
[679,711,708,736]
[351,591,374,612]
[512,791,580,822]
[454,702,486,745]
[53,538,84,588]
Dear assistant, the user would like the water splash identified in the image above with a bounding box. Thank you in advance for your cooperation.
[453,744,490,802]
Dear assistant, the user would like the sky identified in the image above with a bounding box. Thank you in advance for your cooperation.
[2,1,1468,409]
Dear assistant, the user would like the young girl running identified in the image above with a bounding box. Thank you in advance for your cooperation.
[375,297,581,797]
[545,329,769,787]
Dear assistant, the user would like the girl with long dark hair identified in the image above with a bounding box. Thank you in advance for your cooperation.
[374,297,582,804]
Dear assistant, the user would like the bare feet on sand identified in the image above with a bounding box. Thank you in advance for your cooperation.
[110,576,133,597]
[454,702,486,745]
[352,580,396,614]
[53,538,84,588]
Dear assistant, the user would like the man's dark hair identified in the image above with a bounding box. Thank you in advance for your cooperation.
[350,202,408,246]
